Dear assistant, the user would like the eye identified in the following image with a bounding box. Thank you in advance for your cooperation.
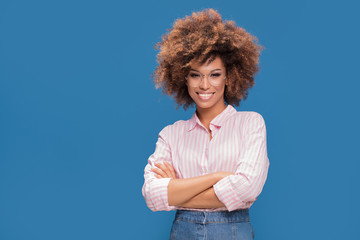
[189,73,201,78]
[210,73,221,78]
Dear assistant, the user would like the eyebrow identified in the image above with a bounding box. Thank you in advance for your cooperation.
[190,68,222,73]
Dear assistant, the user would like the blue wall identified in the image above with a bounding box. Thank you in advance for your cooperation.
[1,0,359,239]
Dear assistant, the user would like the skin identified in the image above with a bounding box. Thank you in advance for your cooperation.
[151,56,235,209]
[186,56,229,137]
[153,162,232,208]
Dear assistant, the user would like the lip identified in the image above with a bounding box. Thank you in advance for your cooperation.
[196,92,215,101]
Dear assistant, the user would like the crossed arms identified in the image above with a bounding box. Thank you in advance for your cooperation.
[152,161,234,209]
[142,112,269,212]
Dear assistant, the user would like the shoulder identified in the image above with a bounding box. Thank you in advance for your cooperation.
[241,111,266,134]
[158,119,189,139]
[229,110,265,124]
[243,111,265,123]
[226,111,266,131]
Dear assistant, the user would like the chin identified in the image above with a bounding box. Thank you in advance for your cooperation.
[195,100,222,110]
[195,102,214,109]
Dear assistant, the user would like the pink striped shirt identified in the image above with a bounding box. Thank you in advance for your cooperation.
[142,104,269,212]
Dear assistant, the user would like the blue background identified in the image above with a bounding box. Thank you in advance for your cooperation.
[1,0,359,239]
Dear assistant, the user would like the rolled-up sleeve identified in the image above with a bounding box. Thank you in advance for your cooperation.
[142,127,176,212]
[213,112,270,211]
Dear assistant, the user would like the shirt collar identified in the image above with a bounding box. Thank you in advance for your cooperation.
[187,104,237,132]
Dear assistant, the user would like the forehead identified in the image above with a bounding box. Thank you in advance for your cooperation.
[190,56,225,71]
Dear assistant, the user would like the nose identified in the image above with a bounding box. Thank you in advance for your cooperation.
[199,76,210,89]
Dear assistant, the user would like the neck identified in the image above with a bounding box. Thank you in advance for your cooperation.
[196,102,227,124]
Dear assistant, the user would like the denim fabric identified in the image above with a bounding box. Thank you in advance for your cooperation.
[169,209,254,240]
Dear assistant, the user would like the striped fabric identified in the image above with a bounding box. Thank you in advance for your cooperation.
[142,104,269,212]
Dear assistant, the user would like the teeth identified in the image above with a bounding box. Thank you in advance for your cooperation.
[198,93,213,100]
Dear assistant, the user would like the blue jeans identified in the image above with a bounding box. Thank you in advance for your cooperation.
[169,209,254,240]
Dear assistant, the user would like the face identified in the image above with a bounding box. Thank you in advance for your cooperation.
[186,56,227,113]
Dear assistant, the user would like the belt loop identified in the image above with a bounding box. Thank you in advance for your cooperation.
[202,211,206,224]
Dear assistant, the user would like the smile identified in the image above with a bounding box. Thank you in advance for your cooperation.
[196,92,215,100]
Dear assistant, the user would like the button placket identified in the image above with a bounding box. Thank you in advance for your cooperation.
[201,129,209,175]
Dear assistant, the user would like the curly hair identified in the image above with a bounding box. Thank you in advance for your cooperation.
[153,8,263,110]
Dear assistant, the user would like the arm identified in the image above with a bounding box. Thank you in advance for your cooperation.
[167,174,221,206]
[178,187,225,209]
[142,128,176,212]
[213,112,270,211]
[152,162,233,206]
[142,126,232,211]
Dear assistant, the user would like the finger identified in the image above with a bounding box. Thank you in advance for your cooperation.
[155,162,171,178]
[151,167,167,178]
[162,162,174,178]
[163,162,176,179]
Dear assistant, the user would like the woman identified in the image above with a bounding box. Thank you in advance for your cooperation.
[142,9,269,240]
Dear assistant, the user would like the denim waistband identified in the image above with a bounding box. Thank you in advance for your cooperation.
[174,209,250,224]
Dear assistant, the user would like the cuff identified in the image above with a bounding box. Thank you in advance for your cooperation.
[147,177,176,212]
[213,176,246,212]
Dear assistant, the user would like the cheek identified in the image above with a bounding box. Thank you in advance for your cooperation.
[186,86,196,100]
[190,91,197,101]
[216,85,226,94]
[187,86,195,95]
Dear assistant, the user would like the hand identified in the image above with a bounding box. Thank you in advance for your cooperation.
[151,162,177,179]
